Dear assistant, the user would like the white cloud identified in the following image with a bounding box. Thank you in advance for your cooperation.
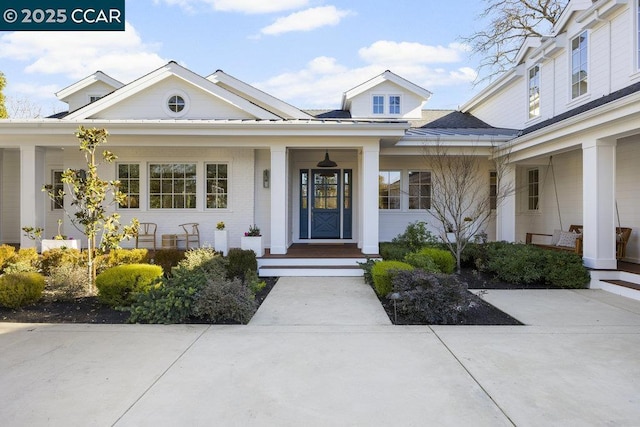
[254,41,477,108]
[0,23,167,83]
[358,41,466,65]
[261,6,352,35]
[154,0,309,14]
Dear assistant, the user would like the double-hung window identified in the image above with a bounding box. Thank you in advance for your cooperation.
[408,171,431,209]
[571,31,588,99]
[528,65,540,118]
[149,163,197,209]
[528,168,540,211]
[378,171,401,209]
[205,163,228,209]
[117,163,140,209]
[373,95,385,114]
[389,95,400,114]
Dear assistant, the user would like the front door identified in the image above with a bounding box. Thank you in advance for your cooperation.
[311,169,340,238]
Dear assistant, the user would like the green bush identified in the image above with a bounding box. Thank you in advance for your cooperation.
[0,272,46,308]
[379,242,411,261]
[244,269,266,295]
[153,249,186,276]
[543,251,590,288]
[226,248,257,281]
[403,252,441,273]
[416,247,455,274]
[192,276,256,323]
[96,248,150,274]
[483,242,547,284]
[96,264,163,308]
[40,248,85,276]
[0,244,17,273]
[391,270,473,324]
[46,264,91,301]
[391,221,440,252]
[371,260,414,297]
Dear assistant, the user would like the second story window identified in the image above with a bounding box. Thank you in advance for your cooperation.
[528,65,540,119]
[373,95,385,114]
[571,31,588,99]
[389,95,400,114]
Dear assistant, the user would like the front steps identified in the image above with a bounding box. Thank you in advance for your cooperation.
[258,257,368,277]
[590,270,640,301]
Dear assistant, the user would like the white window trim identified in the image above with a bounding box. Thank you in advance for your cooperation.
[147,162,198,210]
[379,170,402,210]
[164,90,190,118]
[407,170,431,211]
[388,94,402,116]
[372,94,385,115]
[527,65,541,120]
[204,162,231,211]
[116,162,141,210]
[568,30,590,103]
[526,167,540,212]
[87,94,103,104]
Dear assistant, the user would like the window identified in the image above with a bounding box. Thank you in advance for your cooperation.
[51,170,64,210]
[379,171,401,209]
[408,171,431,209]
[205,163,228,209]
[571,31,588,99]
[528,65,540,118]
[389,95,400,114]
[117,163,140,209]
[373,95,385,114]
[149,163,196,209]
[528,168,539,211]
[167,95,185,113]
[489,171,497,210]
[89,95,102,103]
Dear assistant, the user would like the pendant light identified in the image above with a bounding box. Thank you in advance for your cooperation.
[317,150,337,168]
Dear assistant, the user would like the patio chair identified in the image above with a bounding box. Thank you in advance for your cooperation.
[177,223,200,250]
[135,222,157,251]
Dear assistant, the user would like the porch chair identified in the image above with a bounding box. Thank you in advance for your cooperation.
[177,223,200,250]
[135,222,157,251]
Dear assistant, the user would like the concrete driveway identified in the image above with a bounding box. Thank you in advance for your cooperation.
[1,278,639,426]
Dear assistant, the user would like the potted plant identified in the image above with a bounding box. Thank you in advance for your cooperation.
[214,221,228,255]
[241,224,263,257]
[23,220,80,252]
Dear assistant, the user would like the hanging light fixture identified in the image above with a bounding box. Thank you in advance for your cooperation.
[317,150,337,168]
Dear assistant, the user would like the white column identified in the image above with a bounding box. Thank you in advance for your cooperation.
[496,164,516,242]
[20,145,45,249]
[582,139,617,269]
[269,146,287,255]
[360,145,379,254]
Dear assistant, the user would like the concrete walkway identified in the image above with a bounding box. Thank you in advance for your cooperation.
[1,279,639,426]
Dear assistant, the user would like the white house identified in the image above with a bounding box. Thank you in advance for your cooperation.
[0,0,638,284]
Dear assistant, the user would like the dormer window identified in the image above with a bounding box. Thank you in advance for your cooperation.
[389,95,400,114]
[373,95,385,114]
[89,95,102,103]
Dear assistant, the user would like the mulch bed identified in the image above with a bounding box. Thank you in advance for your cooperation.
[0,277,279,325]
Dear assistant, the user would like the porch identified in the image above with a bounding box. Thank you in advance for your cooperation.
[258,243,379,277]
[590,261,640,301]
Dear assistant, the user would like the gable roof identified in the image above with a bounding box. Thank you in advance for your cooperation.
[341,70,432,110]
[64,61,281,120]
[55,71,124,102]
[207,70,313,120]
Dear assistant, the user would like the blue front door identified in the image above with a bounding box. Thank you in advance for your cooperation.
[311,170,340,238]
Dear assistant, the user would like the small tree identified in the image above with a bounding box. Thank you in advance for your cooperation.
[0,72,8,119]
[424,141,513,272]
[45,127,138,291]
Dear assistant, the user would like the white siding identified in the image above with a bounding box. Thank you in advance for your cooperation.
[95,76,255,120]
[254,149,271,248]
[616,136,640,262]
[1,150,20,243]
[65,81,119,112]
[349,81,424,119]
[469,77,526,129]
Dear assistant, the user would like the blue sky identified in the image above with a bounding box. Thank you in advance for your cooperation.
[0,0,488,117]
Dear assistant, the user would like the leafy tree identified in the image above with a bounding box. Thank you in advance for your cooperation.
[45,127,139,290]
[0,72,8,118]
[462,0,568,82]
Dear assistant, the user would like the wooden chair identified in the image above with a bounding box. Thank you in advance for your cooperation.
[177,223,200,250]
[135,222,157,251]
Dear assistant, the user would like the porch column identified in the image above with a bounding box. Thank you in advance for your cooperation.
[20,145,45,249]
[269,146,287,255]
[496,163,516,242]
[360,145,379,254]
[582,139,617,269]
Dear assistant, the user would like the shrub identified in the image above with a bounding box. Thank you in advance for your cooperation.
[244,269,266,295]
[40,248,85,276]
[226,248,257,281]
[543,251,590,288]
[416,247,455,274]
[358,257,379,285]
[391,221,440,252]
[3,261,39,275]
[96,264,163,308]
[127,248,228,324]
[379,242,411,261]
[13,248,40,269]
[371,260,414,297]
[482,242,547,284]
[391,269,474,324]
[0,272,46,308]
[153,249,186,276]
[0,244,17,273]
[404,252,441,273]
[192,276,256,323]
[46,264,92,301]
[96,248,150,273]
